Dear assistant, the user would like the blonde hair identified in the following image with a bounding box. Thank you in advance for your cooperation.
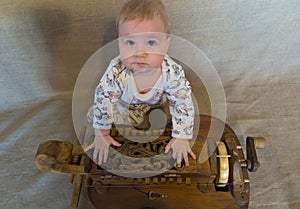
[116,0,170,33]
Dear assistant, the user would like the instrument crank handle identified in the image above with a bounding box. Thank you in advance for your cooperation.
[246,137,265,172]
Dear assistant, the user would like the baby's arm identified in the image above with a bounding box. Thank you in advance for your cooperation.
[165,138,196,167]
[86,60,123,165]
[84,129,121,165]
[164,61,195,167]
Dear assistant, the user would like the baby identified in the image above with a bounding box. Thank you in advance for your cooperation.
[85,0,196,168]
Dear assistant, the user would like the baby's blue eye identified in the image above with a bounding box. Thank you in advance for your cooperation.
[147,40,157,46]
[125,40,135,46]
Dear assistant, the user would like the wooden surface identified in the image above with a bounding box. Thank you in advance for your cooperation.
[87,186,242,209]
[86,115,249,209]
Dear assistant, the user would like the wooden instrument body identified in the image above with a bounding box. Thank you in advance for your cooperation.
[35,115,264,209]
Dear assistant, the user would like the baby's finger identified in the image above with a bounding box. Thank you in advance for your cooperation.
[98,150,103,165]
[93,147,98,163]
[165,138,176,154]
[84,142,94,152]
[165,143,171,154]
[172,149,176,159]
[176,152,182,167]
[183,153,189,166]
[188,149,196,160]
[189,150,197,160]
[103,148,109,164]
[111,139,122,147]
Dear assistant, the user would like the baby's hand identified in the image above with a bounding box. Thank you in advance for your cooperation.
[165,138,196,167]
[84,129,121,165]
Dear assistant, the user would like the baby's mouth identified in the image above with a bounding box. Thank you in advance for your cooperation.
[132,62,150,69]
[134,62,148,65]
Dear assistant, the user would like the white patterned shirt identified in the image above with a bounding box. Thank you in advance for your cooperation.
[93,55,194,139]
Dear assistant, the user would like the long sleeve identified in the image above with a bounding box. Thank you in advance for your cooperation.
[93,59,124,129]
[164,58,194,139]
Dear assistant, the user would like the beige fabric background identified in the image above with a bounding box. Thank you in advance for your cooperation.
[0,0,299,208]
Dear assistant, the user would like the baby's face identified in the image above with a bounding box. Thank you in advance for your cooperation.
[118,17,169,73]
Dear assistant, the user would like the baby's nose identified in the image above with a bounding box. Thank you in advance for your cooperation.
[134,46,148,57]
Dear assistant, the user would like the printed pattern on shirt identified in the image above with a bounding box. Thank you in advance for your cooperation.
[93,55,194,139]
